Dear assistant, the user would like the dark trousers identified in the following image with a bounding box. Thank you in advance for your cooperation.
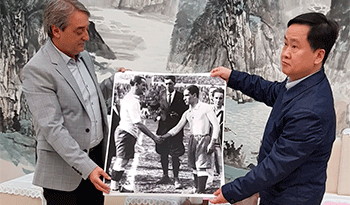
[43,143,104,205]
[43,179,104,205]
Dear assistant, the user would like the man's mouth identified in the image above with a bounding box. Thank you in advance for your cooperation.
[281,61,290,66]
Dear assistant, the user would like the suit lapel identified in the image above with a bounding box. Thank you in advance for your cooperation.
[80,51,108,133]
[79,53,109,165]
[44,40,87,112]
[172,91,181,106]
[80,52,108,125]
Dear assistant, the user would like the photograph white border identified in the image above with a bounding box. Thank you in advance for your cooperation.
[104,71,226,198]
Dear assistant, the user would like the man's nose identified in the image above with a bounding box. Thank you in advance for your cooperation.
[83,29,89,41]
[281,47,291,59]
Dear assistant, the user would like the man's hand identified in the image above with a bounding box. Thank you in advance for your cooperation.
[209,189,260,205]
[89,166,111,194]
[141,108,150,119]
[117,67,132,72]
[209,188,228,204]
[153,135,164,144]
[210,66,232,83]
[161,133,172,141]
[207,141,215,154]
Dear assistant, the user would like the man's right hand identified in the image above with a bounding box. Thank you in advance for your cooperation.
[210,66,232,83]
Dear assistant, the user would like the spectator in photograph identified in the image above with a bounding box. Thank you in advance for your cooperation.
[212,87,225,170]
[154,76,188,189]
[210,12,338,205]
[207,87,224,187]
[162,85,220,193]
[21,0,126,204]
[212,88,225,147]
[110,75,161,193]
[208,86,217,104]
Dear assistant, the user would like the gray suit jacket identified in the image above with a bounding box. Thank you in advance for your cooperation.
[22,40,109,191]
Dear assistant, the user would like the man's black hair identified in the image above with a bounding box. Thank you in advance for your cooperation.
[288,12,339,65]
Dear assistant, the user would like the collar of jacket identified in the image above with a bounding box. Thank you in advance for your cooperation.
[282,67,326,104]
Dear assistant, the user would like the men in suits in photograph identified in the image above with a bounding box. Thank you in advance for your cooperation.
[155,76,188,189]
[21,0,115,204]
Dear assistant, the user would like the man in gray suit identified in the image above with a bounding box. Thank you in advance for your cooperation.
[22,0,113,204]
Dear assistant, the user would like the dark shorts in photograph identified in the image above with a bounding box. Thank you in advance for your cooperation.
[115,128,137,159]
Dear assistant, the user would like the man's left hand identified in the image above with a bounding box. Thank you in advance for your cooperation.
[209,188,228,204]
[89,166,111,194]
[207,141,215,154]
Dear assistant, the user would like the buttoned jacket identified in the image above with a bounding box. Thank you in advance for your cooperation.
[156,90,188,135]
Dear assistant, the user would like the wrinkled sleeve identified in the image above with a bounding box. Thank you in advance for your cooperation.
[221,108,323,203]
[228,70,284,107]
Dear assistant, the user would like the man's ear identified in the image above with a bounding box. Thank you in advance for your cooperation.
[314,48,325,65]
[51,25,61,39]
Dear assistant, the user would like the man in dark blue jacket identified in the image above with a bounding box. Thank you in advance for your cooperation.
[210,12,339,205]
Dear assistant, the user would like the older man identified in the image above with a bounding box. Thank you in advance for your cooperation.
[22,0,114,204]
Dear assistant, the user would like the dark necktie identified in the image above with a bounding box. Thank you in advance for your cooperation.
[168,93,172,104]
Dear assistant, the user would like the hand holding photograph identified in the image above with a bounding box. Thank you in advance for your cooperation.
[104,71,226,197]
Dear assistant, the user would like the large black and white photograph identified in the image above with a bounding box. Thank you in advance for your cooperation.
[104,71,226,196]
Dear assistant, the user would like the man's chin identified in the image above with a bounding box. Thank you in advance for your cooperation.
[78,45,85,52]
[281,67,289,76]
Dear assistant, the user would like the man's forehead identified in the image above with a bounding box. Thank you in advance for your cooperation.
[137,78,146,85]
[68,10,90,27]
[284,24,310,41]
[214,92,223,97]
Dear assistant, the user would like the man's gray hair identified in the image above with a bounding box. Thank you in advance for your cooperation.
[43,0,90,38]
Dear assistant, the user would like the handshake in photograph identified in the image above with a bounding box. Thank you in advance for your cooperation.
[106,72,226,196]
